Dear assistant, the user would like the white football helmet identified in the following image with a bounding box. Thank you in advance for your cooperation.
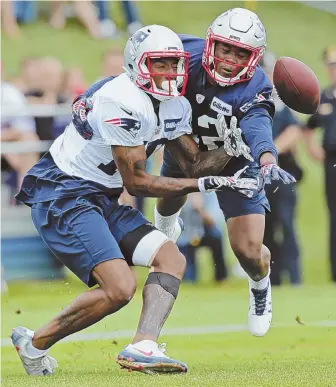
[124,25,190,101]
[203,8,267,86]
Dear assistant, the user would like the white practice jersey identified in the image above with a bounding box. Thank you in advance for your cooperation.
[50,73,192,189]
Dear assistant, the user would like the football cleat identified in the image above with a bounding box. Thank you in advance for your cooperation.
[117,340,187,374]
[248,280,272,337]
[10,327,58,376]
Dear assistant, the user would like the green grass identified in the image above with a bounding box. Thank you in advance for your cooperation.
[2,280,336,386]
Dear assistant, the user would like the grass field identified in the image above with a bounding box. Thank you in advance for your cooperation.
[2,279,336,387]
[2,1,336,386]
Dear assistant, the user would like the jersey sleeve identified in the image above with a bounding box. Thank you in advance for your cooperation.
[237,76,277,162]
[96,99,144,146]
[163,98,192,141]
[239,88,275,118]
[240,105,278,162]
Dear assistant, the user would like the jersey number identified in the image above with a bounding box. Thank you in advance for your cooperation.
[197,115,225,151]
[97,160,117,176]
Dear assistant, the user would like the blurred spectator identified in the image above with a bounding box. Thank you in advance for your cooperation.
[50,1,126,39]
[261,51,303,286]
[60,67,87,102]
[11,56,69,141]
[1,0,21,38]
[177,193,228,284]
[303,46,336,283]
[11,56,42,95]
[100,48,124,79]
[1,64,39,193]
[95,1,142,36]
[1,1,142,39]
[52,66,88,139]
[24,57,65,141]
[38,57,64,104]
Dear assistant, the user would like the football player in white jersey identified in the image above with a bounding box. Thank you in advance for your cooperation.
[12,25,258,376]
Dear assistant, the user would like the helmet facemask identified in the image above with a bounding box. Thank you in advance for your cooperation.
[203,32,265,86]
[135,51,190,101]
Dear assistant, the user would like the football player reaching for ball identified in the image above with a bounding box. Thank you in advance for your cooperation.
[154,8,296,338]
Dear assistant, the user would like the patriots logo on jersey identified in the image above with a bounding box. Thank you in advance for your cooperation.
[239,92,274,113]
[104,118,141,138]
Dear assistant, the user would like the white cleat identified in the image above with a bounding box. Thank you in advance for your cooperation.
[248,280,272,337]
[11,327,58,376]
[117,340,187,374]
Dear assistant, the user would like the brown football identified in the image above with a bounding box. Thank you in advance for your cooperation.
[273,56,320,114]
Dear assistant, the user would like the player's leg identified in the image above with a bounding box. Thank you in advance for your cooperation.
[227,213,272,337]
[132,240,185,343]
[227,214,270,278]
[11,197,135,375]
[114,222,187,373]
[31,259,136,350]
[216,181,272,337]
[83,199,188,374]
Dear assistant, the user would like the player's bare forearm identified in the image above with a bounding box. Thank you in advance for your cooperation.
[165,135,231,178]
[129,167,199,197]
[192,148,231,177]
[112,145,199,197]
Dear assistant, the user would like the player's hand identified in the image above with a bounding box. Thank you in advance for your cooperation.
[218,115,254,162]
[260,163,296,185]
[198,167,260,198]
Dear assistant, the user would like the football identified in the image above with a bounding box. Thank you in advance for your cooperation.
[273,56,320,114]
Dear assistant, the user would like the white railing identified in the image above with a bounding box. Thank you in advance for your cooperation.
[1,103,71,154]
[1,103,71,118]
[1,140,53,154]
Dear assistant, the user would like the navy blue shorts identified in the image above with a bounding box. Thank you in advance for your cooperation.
[31,194,151,287]
[161,150,270,221]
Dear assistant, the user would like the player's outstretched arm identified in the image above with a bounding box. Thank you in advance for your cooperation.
[165,134,232,178]
[112,144,200,197]
[112,145,258,198]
